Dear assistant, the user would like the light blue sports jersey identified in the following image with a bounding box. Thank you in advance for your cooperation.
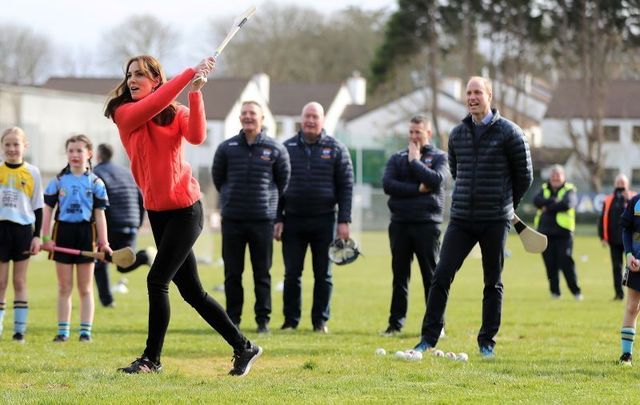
[0,161,44,225]
[44,170,108,222]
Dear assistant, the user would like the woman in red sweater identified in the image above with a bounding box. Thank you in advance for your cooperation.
[105,55,261,376]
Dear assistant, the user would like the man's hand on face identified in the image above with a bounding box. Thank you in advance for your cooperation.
[408,142,420,162]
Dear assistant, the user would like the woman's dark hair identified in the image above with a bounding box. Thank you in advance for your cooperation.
[104,55,176,126]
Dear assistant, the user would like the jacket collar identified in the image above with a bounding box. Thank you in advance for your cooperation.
[239,128,266,145]
[296,129,327,146]
[462,108,501,129]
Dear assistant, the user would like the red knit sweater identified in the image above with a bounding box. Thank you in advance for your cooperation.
[114,68,206,211]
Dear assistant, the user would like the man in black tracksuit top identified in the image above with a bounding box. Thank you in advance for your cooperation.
[412,77,533,358]
[274,102,353,333]
[381,115,449,336]
[212,101,290,334]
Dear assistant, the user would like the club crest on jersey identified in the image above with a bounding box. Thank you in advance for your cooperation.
[321,148,333,159]
[260,148,273,161]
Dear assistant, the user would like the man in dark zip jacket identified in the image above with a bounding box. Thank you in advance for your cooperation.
[274,102,353,333]
[411,77,533,359]
[212,101,291,334]
[93,143,154,308]
[381,115,449,337]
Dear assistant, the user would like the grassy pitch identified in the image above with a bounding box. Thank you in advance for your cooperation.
[1,231,639,403]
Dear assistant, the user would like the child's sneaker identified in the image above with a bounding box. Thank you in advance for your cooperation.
[53,334,69,343]
[118,356,162,374]
[620,352,632,366]
[229,343,262,377]
[12,332,25,344]
[79,334,92,343]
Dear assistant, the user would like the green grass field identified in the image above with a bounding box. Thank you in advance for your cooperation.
[1,230,639,403]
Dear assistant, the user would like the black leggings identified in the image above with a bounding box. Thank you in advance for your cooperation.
[144,201,245,363]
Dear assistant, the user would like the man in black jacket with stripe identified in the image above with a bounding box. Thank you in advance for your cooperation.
[412,77,533,358]
[274,101,353,333]
[381,115,449,337]
[212,101,291,334]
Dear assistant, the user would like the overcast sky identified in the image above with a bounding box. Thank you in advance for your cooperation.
[3,0,395,51]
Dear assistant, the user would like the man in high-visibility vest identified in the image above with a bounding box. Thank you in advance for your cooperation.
[598,173,635,301]
[534,164,583,300]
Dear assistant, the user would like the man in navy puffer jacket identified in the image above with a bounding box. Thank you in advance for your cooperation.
[212,101,290,334]
[411,77,533,358]
[274,102,353,333]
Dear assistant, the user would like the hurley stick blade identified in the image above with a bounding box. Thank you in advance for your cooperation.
[512,214,548,253]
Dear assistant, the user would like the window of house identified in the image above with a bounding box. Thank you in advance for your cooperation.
[633,126,640,143]
[603,125,620,142]
[602,168,618,186]
[276,120,284,137]
[633,169,640,186]
[295,122,302,133]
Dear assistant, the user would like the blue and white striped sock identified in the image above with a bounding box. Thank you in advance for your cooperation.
[622,327,635,355]
[14,301,28,334]
[80,322,92,338]
[58,322,70,338]
[0,302,5,336]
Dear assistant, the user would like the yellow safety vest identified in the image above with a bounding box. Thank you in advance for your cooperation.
[534,182,576,231]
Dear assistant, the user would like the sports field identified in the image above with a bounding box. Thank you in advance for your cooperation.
[1,230,639,403]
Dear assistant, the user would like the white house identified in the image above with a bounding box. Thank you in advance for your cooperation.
[0,83,121,179]
[540,79,640,189]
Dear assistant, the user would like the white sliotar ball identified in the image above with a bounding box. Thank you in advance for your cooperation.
[433,349,445,357]
[456,352,469,362]
[445,351,457,360]
[375,348,386,356]
[395,350,408,360]
[407,350,423,361]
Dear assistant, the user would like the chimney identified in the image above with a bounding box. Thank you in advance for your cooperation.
[346,71,366,105]
[252,73,270,103]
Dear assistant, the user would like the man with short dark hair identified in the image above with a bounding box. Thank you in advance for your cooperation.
[381,115,448,336]
[212,101,290,334]
[93,143,156,307]
[412,76,533,359]
[274,101,353,334]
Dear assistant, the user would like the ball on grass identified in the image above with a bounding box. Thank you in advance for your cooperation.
[375,348,386,356]
[407,350,423,361]
[445,351,457,360]
[433,349,445,357]
[395,350,408,360]
[456,352,469,362]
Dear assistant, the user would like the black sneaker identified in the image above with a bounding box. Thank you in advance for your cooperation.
[257,323,270,334]
[313,323,329,334]
[229,343,263,377]
[280,322,298,331]
[79,334,92,343]
[12,332,25,343]
[53,334,69,343]
[118,356,162,374]
[380,326,401,337]
[620,352,632,366]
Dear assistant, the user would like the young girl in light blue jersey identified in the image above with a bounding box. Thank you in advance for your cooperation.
[41,134,111,342]
[0,127,44,343]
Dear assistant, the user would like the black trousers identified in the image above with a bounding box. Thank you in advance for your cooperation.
[282,214,335,327]
[94,231,150,306]
[387,221,440,330]
[421,219,509,349]
[609,243,625,298]
[145,201,245,363]
[541,234,581,296]
[222,219,273,326]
